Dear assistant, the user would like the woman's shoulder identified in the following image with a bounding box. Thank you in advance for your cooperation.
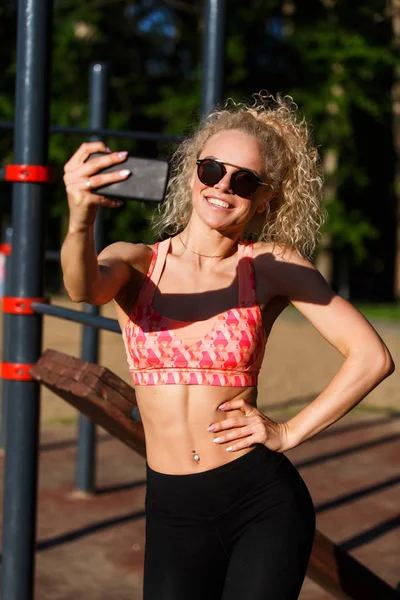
[98,241,155,272]
[252,240,318,291]
[252,240,329,301]
[100,242,157,317]
[252,240,312,267]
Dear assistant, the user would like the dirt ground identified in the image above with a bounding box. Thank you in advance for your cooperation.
[29,295,400,424]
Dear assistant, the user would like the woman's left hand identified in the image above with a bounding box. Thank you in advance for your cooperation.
[207,399,292,453]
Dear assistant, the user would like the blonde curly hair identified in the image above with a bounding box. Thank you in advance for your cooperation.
[151,92,324,258]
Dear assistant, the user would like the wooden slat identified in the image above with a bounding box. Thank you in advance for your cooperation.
[309,530,399,599]
[30,349,145,456]
[30,350,400,599]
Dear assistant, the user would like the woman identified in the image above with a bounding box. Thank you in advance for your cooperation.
[61,94,394,600]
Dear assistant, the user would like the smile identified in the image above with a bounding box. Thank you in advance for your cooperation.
[205,196,232,210]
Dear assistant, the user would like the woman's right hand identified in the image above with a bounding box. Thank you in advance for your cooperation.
[63,141,131,233]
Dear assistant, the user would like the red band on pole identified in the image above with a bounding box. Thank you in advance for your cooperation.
[5,165,55,183]
[2,297,48,315]
[0,243,12,255]
[1,363,34,381]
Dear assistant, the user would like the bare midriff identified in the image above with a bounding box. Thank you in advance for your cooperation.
[134,384,258,474]
[112,240,280,476]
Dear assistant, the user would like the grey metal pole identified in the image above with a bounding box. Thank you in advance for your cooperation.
[0,226,13,451]
[1,1,53,599]
[201,0,226,117]
[75,63,108,494]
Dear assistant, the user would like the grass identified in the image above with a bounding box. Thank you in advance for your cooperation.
[355,303,400,322]
[262,401,399,421]
[285,302,400,322]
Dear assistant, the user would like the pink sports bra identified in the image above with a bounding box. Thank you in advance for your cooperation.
[122,238,267,386]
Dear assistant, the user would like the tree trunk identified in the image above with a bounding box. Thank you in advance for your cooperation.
[315,146,337,284]
[390,0,400,299]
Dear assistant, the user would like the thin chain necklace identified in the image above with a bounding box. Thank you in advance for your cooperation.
[178,234,236,259]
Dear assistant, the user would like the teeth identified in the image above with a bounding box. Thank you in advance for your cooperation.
[207,197,230,209]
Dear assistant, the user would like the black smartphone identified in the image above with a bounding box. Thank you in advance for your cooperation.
[86,152,169,203]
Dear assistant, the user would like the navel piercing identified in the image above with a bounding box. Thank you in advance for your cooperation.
[192,450,200,463]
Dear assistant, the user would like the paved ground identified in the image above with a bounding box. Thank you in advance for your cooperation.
[0,298,399,598]
[0,410,398,599]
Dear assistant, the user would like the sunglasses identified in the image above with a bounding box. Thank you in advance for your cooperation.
[196,158,271,199]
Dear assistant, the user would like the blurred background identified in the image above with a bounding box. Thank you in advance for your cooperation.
[0,0,399,309]
[0,4,399,598]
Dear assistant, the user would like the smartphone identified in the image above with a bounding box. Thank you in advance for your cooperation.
[86,152,169,202]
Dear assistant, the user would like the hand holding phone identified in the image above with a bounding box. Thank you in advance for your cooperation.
[64,143,130,232]
[87,152,169,203]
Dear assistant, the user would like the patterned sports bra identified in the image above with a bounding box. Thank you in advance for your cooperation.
[122,238,267,386]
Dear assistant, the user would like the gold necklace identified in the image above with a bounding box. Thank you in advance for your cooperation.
[178,234,235,259]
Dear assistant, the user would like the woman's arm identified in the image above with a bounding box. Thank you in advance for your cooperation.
[207,247,394,454]
[61,141,134,305]
[61,234,137,305]
[272,249,395,449]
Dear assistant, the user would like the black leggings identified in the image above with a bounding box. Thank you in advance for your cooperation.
[144,446,316,600]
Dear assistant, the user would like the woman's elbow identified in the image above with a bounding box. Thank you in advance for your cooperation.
[65,290,104,305]
[383,351,395,378]
[62,280,96,305]
[375,344,395,381]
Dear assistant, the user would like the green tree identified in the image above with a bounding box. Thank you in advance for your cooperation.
[0,0,396,299]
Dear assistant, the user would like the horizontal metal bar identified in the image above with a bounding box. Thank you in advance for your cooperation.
[0,249,60,261]
[31,302,121,333]
[44,250,60,261]
[0,120,183,143]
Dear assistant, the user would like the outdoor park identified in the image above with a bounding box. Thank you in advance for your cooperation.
[0,1,400,599]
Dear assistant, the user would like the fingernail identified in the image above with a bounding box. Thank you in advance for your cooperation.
[226,447,233,452]
[115,201,124,207]
[118,151,128,158]
[119,169,131,177]
[106,147,112,152]
[207,425,215,431]
[218,404,226,410]
[213,437,221,443]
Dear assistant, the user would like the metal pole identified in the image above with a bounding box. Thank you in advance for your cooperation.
[201,0,226,117]
[75,63,108,494]
[1,1,53,599]
[0,226,13,451]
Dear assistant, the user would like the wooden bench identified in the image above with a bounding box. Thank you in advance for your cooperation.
[30,349,145,456]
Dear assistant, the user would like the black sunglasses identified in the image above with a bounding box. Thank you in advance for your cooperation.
[196,158,271,199]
